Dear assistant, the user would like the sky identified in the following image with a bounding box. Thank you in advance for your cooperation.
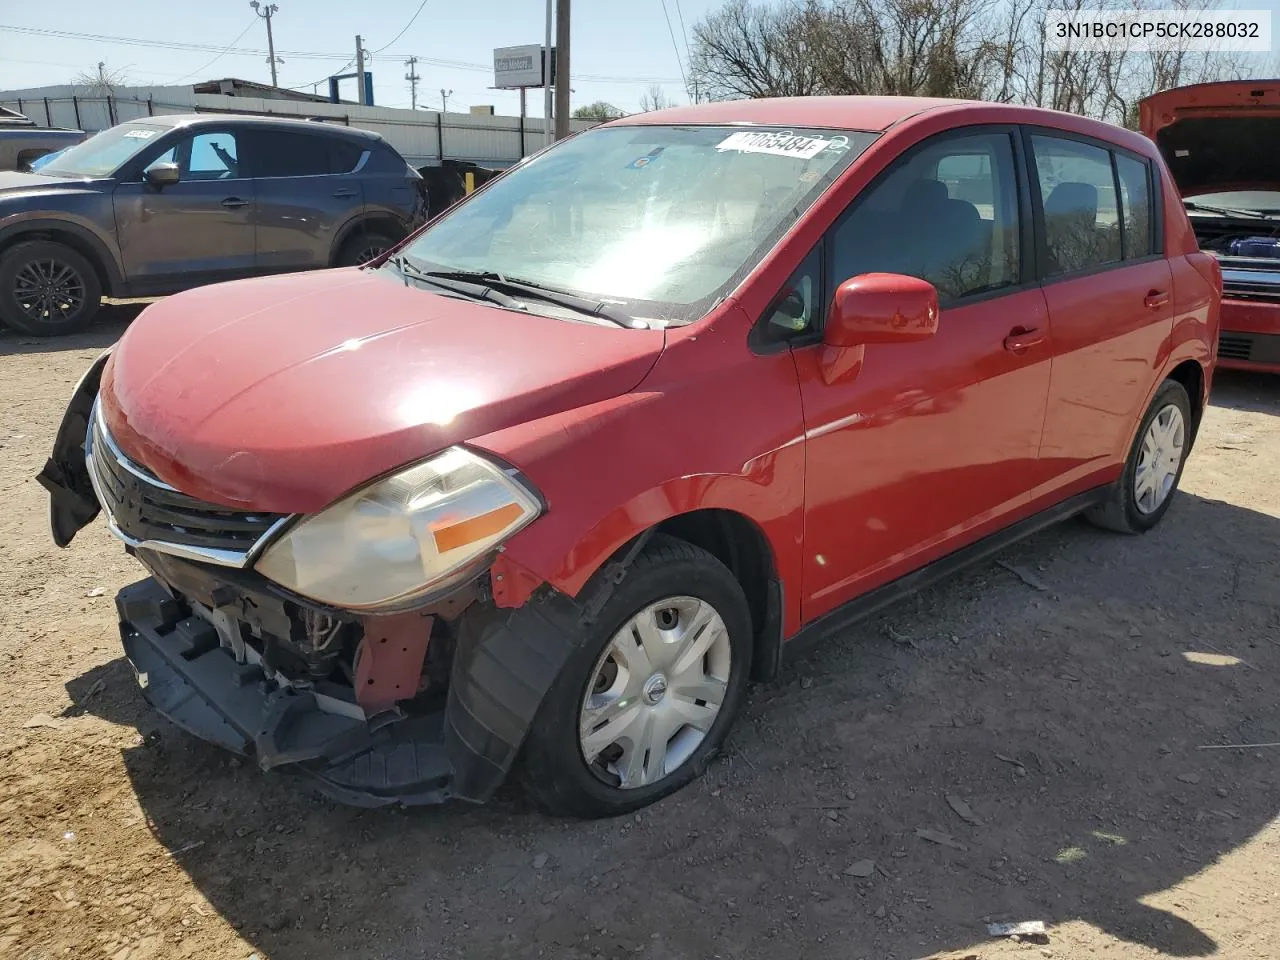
[0,0,721,117]
[2,1,1278,120]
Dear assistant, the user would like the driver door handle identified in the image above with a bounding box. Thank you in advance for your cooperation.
[220,197,249,209]
[1144,289,1170,309]
[1003,327,1045,355]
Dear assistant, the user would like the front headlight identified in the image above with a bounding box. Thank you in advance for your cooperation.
[255,447,541,611]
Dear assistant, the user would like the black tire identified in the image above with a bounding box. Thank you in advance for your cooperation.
[521,535,753,818]
[0,240,102,336]
[334,229,399,268]
[1086,378,1192,534]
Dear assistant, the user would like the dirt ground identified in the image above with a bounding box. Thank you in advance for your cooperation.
[1,308,1277,960]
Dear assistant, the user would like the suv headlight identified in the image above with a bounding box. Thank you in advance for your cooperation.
[255,447,541,611]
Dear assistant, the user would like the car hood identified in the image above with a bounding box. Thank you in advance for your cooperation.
[99,268,666,513]
[1139,81,1280,197]
[0,170,90,196]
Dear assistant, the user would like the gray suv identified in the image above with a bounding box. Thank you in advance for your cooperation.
[0,114,427,336]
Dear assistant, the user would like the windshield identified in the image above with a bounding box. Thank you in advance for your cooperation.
[37,122,169,178]
[397,125,877,325]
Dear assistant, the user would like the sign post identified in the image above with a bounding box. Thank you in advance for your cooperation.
[493,44,556,148]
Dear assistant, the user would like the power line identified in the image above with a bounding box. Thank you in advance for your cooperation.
[286,57,354,93]
[0,24,684,85]
[374,0,431,54]
[170,18,258,84]
[673,0,692,65]
[657,0,688,90]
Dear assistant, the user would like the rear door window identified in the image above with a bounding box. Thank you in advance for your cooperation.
[249,130,334,178]
[1029,135,1122,275]
[1115,153,1155,259]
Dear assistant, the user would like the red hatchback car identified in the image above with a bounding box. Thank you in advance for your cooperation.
[42,97,1219,818]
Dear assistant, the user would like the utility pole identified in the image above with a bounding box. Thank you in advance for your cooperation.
[355,35,366,106]
[404,56,420,110]
[440,88,453,113]
[543,0,553,146]
[554,0,570,140]
[249,2,281,87]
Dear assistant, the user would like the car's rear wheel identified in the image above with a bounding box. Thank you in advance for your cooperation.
[0,240,102,336]
[521,536,753,818]
[335,229,399,267]
[1086,378,1192,533]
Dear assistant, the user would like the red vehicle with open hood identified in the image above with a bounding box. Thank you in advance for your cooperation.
[41,96,1218,818]
[1141,80,1280,371]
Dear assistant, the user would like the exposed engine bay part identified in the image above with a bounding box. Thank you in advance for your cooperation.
[1192,216,1280,257]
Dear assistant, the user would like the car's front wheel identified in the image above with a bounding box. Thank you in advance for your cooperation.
[1087,378,1193,533]
[522,536,753,818]
[0,240,102,336]
[335,230,399,267]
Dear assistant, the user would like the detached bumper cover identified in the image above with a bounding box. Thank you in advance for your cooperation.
[117,572,586,807]
[118,578,455,806]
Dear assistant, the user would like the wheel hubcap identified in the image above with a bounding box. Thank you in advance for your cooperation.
[1134,403,1186,515]
[13,258,86,324]
[355,244,386,265]
[579,596,732,790]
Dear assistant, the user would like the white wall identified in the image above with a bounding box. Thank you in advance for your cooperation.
[0,84,598,167]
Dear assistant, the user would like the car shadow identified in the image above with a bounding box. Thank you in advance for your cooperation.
[0,301,146,355]
[68,490,1279,960]
[1209,368,1280,415]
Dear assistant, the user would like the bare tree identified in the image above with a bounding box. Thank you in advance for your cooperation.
[639,85,679,112]
[72,61,130,96]
[689,0,822,99]
[689,0,1265,125]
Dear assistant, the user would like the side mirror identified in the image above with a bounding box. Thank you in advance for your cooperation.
[824,273,939,348]
[145,162,180,187]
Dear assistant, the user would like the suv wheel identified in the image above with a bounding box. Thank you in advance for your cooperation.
[1086,378,1192,533]
[0,240,102,336]
[522,536,753,818]
[336,230,398,267]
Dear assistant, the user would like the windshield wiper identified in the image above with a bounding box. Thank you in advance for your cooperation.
[386,256,526,311]
[1184,200,1273,220]
[420,269,647,329]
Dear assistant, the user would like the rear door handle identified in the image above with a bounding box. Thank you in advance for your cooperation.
[1144,289,1170,309]
[1003,327,1045,355]
[332,189,358,198]
[220,197,249,208]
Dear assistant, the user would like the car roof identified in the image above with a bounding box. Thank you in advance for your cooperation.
[123,113,383,142]
[605,95,1156,156]
[608,96,968,132]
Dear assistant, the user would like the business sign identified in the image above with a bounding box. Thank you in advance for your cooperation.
[493,44,555,89]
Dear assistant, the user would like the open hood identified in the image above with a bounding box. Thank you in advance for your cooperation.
[1139,80,1280,198]
[99,268,666,513]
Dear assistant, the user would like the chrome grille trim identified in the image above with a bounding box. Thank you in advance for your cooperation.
[86,401,292,569]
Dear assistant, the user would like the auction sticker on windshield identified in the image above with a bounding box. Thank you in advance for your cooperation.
[716,131,834,159]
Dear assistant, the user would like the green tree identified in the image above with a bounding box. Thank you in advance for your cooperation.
[573,101,625,121]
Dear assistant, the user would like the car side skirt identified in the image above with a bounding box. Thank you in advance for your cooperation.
[781,485,1111,664]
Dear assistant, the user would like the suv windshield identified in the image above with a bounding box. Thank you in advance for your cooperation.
[397,125,877,325]
[37,122,169,178]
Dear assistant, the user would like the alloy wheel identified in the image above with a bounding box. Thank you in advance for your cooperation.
[579,596,732,789]
[1134,403,1185,514]
[13,258,86,325]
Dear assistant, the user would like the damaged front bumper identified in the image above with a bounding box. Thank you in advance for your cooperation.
[119,576,455,806]
[112,556,582,807]
[41,355,587,808]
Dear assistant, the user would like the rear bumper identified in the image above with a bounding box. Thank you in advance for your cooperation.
[118,577,456,807]
[1218,300,1280,372]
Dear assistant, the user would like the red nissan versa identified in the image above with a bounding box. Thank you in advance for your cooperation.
[40,97,1219,818]
[1141,80,1280,371]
